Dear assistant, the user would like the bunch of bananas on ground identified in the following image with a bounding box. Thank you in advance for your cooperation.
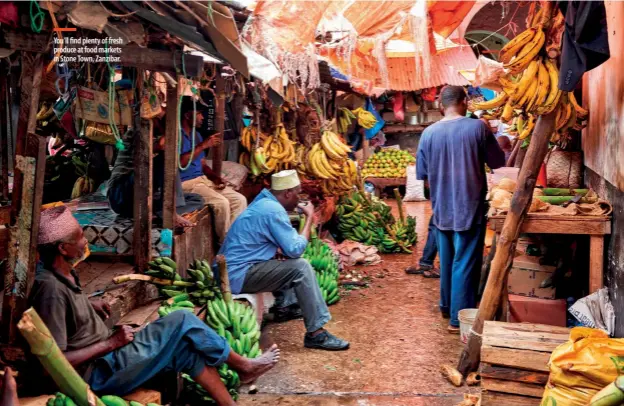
[351,107,377,129]
[181,368,239,404]
[302,236,341,305]
[471,6,588,146]
[337,107,357,134]
[240,124,297,176]
[47,393,162,406]
[205,298,261,358]
[335,191,416,254]
[307,130,357,196]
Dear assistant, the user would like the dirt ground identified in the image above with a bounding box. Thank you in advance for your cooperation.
[239,201,477,405]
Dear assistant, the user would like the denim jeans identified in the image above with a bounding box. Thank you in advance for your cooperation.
[241,258,331,333]
[436,224,485,327]
[418,217,438,269]
[88,311,230,396]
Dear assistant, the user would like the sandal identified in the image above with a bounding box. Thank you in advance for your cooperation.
[447,325,460,334]
[405,266,424,275]
[423,269,440,279]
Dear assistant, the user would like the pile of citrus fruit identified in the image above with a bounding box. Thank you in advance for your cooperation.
[361,148,415,178]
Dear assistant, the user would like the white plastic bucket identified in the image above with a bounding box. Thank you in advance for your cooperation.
[458,308,479,344]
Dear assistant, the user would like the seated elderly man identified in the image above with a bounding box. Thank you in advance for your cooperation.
[29,206,279,406]
[217,170,349,351]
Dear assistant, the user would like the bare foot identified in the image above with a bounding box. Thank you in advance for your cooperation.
[175,214,194,229]
[238,344,280,384]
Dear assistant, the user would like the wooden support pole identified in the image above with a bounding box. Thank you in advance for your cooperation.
[1,53,44,343]
[216,254,232,303]
[162,79,183,230]
[0,72,9,201]
[133,72,153,271]
[212,71,226,178]
[456,111,557,376]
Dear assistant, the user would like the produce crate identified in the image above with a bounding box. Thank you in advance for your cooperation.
[364,177,406,196]
[479,321,570,405]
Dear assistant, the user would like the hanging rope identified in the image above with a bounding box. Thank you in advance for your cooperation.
[30,0,45,33]
[105,41,124,151]
[176,52,197,171]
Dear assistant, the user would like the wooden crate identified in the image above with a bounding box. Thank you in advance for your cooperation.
[480,321,570,402]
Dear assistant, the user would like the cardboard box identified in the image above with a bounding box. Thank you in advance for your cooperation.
[508,255,556,299]
[508,295,567,327]
[74,87,132,126]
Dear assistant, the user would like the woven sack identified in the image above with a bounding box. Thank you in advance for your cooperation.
[546,149,583,188]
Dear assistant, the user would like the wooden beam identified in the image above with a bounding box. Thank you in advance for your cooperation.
[481,392,541,406]
[162,81,183,230]
[0,72,9,201]
[212,71,226,178]
[481,377,544,398]
[1,29,204,78]
[488,215,611,235]
[2,54,44,343]
[133,72,153,272]
[480,364,549,385]
[457,111,557,376]
[589,235,605,292]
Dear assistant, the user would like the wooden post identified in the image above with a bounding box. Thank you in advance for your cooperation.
[0,72,9,201]
[457,111,557,376]
[212,71,226,178]
[162,79,182,230]
[216,254,232,303]
[362,136,370,164]
[1,53,44,343]
[133,72,153,272]
[589,235,604,292]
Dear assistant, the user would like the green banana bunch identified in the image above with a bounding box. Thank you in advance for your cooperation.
[205,298,261,359]
[157,297,195,317]
[302,237,341,305]
[48,393,161,406]
[181,370,239,404]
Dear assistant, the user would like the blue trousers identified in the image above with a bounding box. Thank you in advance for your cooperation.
[88,311,230,396]
[418,217,438,269]
[436,224,485,327]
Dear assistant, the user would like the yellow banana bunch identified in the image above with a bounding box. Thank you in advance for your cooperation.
[70,176,94,199]
[337,108,357,134]
[320,130,351,161]
[351,107,377,129]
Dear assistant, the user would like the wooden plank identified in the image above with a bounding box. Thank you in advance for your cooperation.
[589,235,605,292]
[162,81,182,230]
[2,53,44,343]
[133,74,153,272]
[488,216,611,235]
[212,71,226,178]
[481,377,545,398]
[481,391,541,406]
[483,321,570,353]
[481,345,552,372]
[1,29,204,78]
[480,363,549,385]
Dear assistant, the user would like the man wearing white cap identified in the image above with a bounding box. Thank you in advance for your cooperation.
[217,170,350,351]
[30,206,280,404]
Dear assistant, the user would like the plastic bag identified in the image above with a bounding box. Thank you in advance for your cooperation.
[541,327,624,406]
[404,163,425,202]
[364,98,384,139]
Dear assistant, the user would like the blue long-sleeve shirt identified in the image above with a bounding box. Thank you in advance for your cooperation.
[417,117,505,231]
[216,189,308,293]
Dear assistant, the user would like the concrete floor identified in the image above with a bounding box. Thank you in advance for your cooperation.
[239,202,476,405]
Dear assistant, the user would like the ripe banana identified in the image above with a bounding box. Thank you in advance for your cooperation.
[471,91,509,111]
[568,91,588,119]
[509,60,540,104]
[499,27,538,64]
[505,28,545,74]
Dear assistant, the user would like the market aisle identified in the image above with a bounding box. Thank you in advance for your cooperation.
[239,201,474,405]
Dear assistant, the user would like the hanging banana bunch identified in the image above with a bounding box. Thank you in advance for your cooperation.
[306,130,357,196]
[337,107,357,134]
[469,3,588,147]
[351,107,377,129]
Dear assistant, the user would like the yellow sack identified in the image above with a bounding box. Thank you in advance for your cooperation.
[541,327,624,406]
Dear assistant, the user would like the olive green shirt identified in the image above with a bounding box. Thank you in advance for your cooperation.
[29,266,111,352]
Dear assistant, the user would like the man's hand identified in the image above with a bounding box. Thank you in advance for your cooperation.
[298,201,315,218]
[90,299,111,321]
[108,325,135,350]
[201,135,222,150]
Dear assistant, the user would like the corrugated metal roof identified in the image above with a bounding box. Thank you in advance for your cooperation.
[383,45,477,90]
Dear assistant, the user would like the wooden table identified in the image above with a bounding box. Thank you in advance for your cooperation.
[365,177,406,197]
[488,214,611,293]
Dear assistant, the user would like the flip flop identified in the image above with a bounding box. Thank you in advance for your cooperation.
[423,269,440,279]
[405,266,424,275]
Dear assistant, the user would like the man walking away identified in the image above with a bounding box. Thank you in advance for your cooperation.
[416,86,505,334]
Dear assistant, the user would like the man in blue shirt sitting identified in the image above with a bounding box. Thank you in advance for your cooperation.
[178,97,247,244]
[218,170,349,351]
[417,86,505,334]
